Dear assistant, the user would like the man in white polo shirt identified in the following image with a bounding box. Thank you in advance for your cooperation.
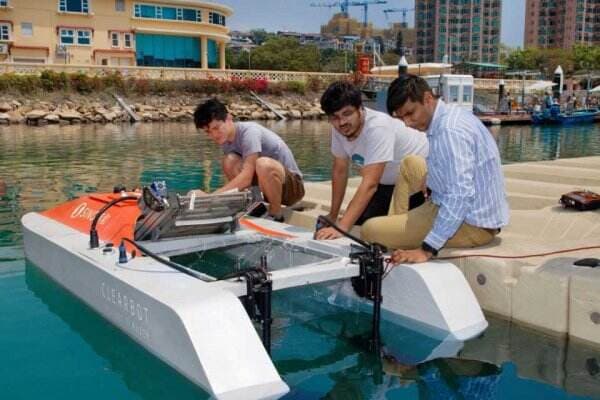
[315,81,429,240]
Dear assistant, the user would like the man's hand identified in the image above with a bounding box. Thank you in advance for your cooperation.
[315,226,343,240]
[391,248,432,264]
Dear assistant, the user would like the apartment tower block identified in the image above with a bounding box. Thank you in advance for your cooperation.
[524,0,600,48]
[415,0,502,64]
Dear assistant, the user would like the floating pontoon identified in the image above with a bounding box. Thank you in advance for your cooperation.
[21,187,487,399]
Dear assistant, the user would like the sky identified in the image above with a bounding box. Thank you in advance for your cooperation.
[218,0,526,48]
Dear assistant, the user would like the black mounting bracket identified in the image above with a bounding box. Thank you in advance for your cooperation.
[349,242,386,353]
[240,266,273,355]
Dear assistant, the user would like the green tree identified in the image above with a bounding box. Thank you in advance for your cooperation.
[250,29,274,46]
[226,48,251,69]
[248,37,320,71]
[319,48,355,73]
[573,44,600,72]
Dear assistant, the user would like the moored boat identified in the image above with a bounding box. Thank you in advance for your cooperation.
[532,106,599,125]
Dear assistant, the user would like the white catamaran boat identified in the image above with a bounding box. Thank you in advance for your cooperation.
[21,185,488,399]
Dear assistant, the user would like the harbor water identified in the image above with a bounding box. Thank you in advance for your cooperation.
[1,121,600,399]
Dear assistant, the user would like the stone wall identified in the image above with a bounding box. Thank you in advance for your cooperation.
[0,94,326,126]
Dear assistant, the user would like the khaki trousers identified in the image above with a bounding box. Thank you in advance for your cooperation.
[361,155,497,250]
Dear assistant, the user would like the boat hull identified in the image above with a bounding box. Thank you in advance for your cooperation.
[22,212,289,400]
[22,203,489,399]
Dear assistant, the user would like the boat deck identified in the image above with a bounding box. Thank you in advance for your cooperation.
[288,156,600,346]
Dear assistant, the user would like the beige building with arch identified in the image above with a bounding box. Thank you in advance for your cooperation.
[0,0,232,69]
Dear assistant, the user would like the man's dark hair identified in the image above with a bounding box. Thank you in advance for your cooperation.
[194,98,228,129]
[386,74,433,115]
[320,81,363,115]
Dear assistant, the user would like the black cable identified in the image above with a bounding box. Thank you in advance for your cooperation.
[89,195,139,248]
[317,215,371,249]
[122,238,214,282]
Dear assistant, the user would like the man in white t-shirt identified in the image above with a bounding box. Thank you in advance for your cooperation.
[315,81,429,240]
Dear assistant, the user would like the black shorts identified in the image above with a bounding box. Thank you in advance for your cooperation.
[355,184,427,225]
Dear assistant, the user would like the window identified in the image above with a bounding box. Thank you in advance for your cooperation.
[0,23,9,41]
[124,33,132,48]
[111,32,119,47]
[59,0,89,13]
[77,29,91,45]
[115,0,124,11]
[59,28,91,45]
[133,3,201,22]
[463,85,473,103]
[183,9,200,22]
[21,22,33,36]
[162,6,176,19]
[0,0,8,7]
[209,12,225,25]
[449,85,459,103]
[59,28,74,44]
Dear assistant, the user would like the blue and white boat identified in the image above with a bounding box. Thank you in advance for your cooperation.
[532,105,599,124]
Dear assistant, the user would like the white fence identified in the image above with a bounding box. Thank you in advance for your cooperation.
[0,63,347,82]
[0,62,543,91]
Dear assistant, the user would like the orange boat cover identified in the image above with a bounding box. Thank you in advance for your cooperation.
[42,193,141,250]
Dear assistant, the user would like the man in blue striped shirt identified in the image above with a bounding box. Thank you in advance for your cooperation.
[361,75,509,264]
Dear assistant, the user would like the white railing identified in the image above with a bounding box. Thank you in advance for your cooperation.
[0,62,546,90]
[367,75,547,91]
[0,62,348,82]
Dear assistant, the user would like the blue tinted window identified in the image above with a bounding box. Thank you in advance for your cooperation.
[136,33,202,68]
[60,29,74,44]
[162,6,176,19]
[134,3,201,22]
[77,30,91,45]
[140,4,155,18]
[182,8,197,21]
[67,0,82,11]
[61,0,88,12]
[209,12,225,26]
[0,25,9,40]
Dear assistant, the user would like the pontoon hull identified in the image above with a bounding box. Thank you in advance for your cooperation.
[22,212,289,400]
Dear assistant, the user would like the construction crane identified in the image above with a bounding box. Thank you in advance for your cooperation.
[310,1,388,27]
[382,7,414,27]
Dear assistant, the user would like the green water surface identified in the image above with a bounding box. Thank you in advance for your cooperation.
[1,121,600,399]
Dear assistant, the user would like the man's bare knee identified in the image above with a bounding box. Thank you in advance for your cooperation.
[256,157,284,182]
[222,153,242,179]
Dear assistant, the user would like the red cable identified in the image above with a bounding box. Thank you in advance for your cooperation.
[437,245,600,261]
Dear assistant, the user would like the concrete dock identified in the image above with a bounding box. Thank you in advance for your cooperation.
[287,156,600,346]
